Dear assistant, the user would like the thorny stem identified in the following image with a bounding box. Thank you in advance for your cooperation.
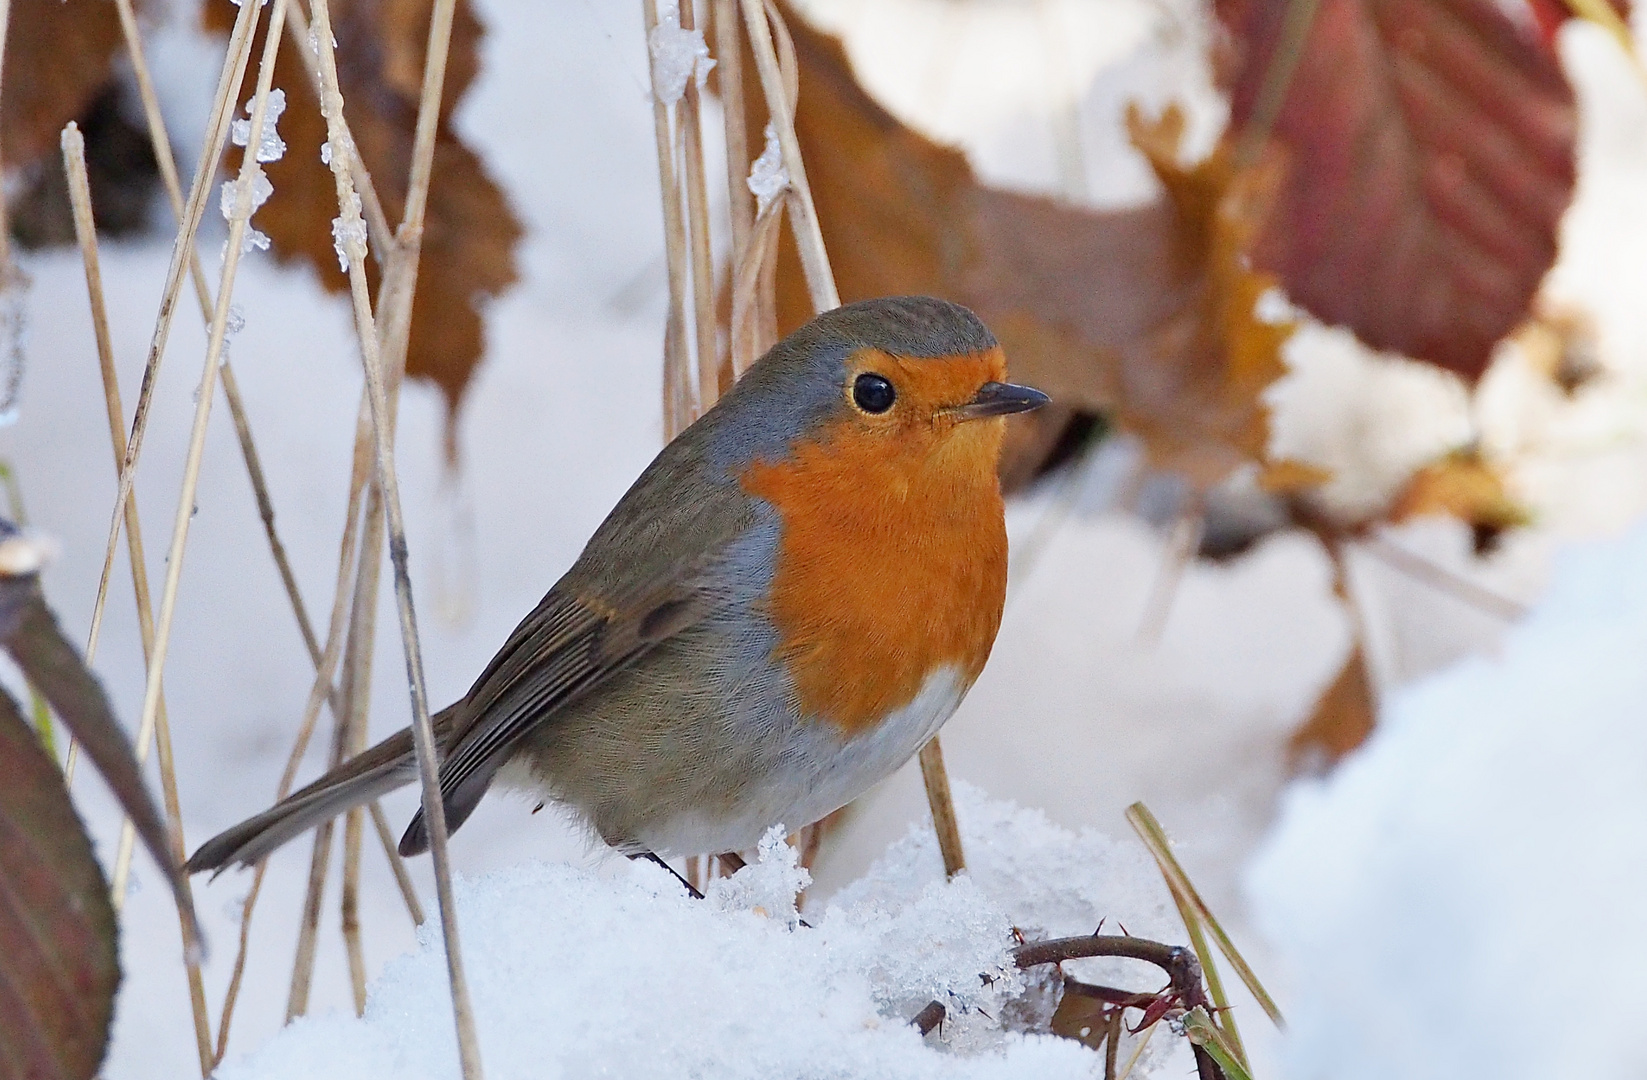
[62,124,215,1077]
[912,932,1227,1079]
[308,0,485,1076]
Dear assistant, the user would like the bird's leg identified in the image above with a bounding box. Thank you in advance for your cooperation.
[631,850,704,899]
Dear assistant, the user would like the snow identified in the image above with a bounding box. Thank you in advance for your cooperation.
[331,191,367,273]
[647,3,714,108]
[213,785,1193,1080]
[747,124,787,214]
[220,90,287,256]
[231,87,288,164]
[5,1,1647,1077]
[1248,517,1647,1080]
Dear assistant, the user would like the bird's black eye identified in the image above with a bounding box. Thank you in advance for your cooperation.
[853,372,896,414]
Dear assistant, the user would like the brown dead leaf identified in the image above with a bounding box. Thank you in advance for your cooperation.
[755,3,1296,490]
[1216,0,1579,381]
[1288,645,1377,767]
[1,0,124,172]
[1388,447,1530,551]
[1514,303,1603,395]
[203,0,521,418]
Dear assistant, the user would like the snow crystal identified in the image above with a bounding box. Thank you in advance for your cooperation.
[706,825,811,927]
[320,140,333,166]
[214,785,1194,1079]
[747,124,788,214]
[230,88,287,164]
[220,172,275,256]
[647,4,714,107]
[1249,517,1647,1079]
[331,192,367,273]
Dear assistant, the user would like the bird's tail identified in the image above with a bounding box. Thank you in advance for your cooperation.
[185,706,459,876]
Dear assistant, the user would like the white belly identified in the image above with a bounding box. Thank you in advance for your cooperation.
[644,665,969,856]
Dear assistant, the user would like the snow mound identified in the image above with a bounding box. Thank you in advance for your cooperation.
[1249,518,1647,1079]
[217,786,1191,1079]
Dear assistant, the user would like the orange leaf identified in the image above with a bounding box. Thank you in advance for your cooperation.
[204,0,521,421]
[1289,645,1377,767]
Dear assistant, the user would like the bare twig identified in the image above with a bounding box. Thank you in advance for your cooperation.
[62,122,215,1077]
[286,814,337,1019]
[308,0,485,1073]
[1163,872,1245,1066]
[1126,803,1283,1027]
[917,738,965,877]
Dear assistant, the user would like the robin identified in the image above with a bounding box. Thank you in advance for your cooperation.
[186,296,1047,878]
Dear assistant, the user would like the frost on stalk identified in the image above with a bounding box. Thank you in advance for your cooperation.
[332,192,367,272]
[219,171,274,255]
[0,269,30,427]
[221,90,287,257]
[747,124,787,215]
[647,3,714,106]
[707,826,809,928]
[230,88,287,163]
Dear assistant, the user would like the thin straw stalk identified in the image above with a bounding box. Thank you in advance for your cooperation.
[62,123,215,1077]
[1125,802,1284,1027]
[644,0,699,439]
[677,0,719,411]
[737,0,837,311]
[84,0,262,666]
[117,0,290,922]
[308,0,485,1074]
[216,482,366,1059]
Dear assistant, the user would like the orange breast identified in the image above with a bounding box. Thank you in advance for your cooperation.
[740,359,1009,736]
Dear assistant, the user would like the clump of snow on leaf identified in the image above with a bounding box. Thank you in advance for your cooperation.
[647,3,714,106]
[215,786,1192,1079]
[1249,518,1647,1079]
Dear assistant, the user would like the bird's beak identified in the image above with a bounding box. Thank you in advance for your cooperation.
[951,381,1050,421]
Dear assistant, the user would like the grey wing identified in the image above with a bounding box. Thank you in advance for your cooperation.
[397,579,718,854]
[399,451,761,853]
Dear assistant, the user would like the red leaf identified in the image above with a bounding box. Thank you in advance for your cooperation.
[0,689,118,1080]
[1218,0,1579,380]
